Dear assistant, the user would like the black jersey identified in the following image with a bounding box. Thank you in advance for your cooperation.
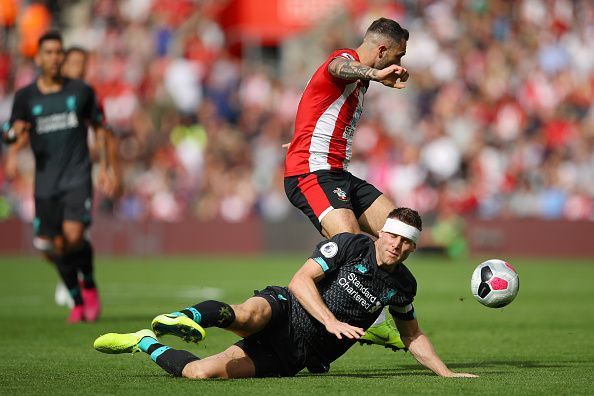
[9,78,103,198]
[288,232,417,370]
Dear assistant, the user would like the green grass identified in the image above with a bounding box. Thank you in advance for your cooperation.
[1,254,593,395]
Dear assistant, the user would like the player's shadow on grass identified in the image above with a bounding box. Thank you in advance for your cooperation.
[299,368,435,378]
[300,361,573,378]
[441,361,572,369]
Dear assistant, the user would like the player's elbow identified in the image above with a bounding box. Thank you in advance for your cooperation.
[288,274,309,297]
[287,277,300,295]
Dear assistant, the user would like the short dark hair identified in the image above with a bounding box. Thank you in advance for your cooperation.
[366,18,409,43]
[388,207,422,231]
[65,46,88,59]
[38,30,63,48]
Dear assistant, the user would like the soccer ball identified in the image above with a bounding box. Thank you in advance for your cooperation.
[471,259,519,308]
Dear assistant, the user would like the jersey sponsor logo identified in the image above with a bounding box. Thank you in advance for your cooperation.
[32,104,43,116]
[36,112,80,134]
[338,272,379,312]
[333,187,348,202]
[320,242,338,258]
[342,125,355,141]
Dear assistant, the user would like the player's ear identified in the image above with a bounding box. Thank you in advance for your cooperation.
[378,45,387,58]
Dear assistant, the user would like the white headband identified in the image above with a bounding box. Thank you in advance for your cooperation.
[381,218,420,244]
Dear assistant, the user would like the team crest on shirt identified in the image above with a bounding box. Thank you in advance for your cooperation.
[321,242,338,258]
[32,104,43,116]
[333,187,348,201]
[66,96,77,111]
[355,263,368,274]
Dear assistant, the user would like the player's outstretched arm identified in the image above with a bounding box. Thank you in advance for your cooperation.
[289,259,365,340]
[328,58,408,88]
[394,315,478,378]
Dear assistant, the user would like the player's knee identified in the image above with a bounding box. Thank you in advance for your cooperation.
[62,232,84,251]
[322,222,359,238]
[229,303,268,336]
[321,209,360,238]
[230,304,250,327]
[182,362,220,379]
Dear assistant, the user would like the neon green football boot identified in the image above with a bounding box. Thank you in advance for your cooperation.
[93,329,157,354]
[359,316,406,351]
[151,313,206,343]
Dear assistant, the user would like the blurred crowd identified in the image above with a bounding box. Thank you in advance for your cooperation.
[1,0,593,225]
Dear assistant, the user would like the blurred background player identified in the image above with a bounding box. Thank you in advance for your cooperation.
[2,31,120,323]
[61,46,88,81]
[3,1,591,231]
[47,45,121,308]
[94,208,477,379]
[284,18,410,351]
[61,45,120,183]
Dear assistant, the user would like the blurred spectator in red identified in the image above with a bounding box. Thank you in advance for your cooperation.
[2,0,593,223]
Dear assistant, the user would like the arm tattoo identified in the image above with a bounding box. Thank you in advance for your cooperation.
[328,58,376,81]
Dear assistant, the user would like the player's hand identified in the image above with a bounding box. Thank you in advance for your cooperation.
[4,153,19,180]
[97,167,110,196]
[373,65,409,89]
[97,168,121,199]
[2,120,29,144]
[442,371,478,378]
[324,319,365,340]
[109,170,123,199]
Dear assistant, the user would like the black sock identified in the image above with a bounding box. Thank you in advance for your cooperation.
[179,300,236,328]
[73,240,95,289]
[54,254,83,306]
[139,338,199,377]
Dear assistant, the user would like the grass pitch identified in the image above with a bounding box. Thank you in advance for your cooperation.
[1,253,593,395]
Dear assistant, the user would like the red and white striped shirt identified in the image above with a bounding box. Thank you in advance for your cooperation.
[284,49,369,177]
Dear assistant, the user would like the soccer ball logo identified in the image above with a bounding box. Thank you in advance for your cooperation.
[470,259,519,308]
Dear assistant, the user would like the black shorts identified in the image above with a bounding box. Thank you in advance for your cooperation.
[34,183,93,238]
[234,286,307,378]
[284,170,382,234]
